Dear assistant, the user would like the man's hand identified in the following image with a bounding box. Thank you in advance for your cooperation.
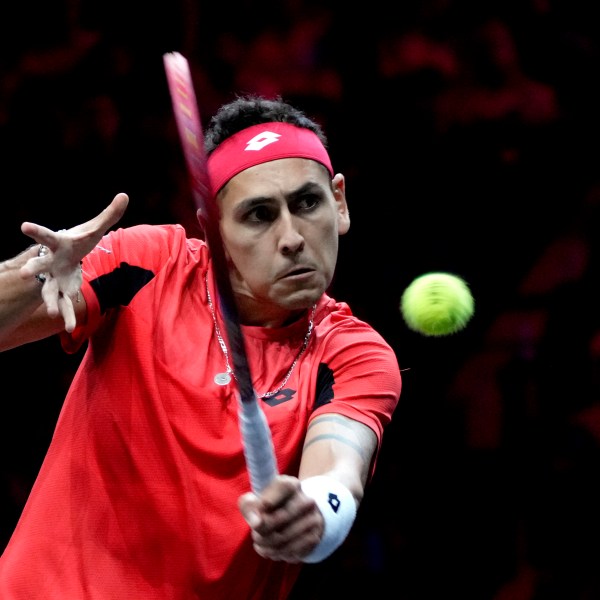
[238,474,324,563]
[19,193,129,331]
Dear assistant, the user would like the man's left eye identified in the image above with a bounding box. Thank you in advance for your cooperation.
[296,196,320,211]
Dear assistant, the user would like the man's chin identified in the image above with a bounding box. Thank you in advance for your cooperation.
[278,292,322,311]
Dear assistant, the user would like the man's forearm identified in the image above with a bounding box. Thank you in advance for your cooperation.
[0,245,44,345]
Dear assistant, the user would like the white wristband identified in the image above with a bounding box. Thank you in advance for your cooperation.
[300,475,357,563]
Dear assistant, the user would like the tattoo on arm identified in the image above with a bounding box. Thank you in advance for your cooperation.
[306,414,351,431]
[303,433,366,460]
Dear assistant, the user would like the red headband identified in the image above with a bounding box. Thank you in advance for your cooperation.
[207,122,334,196]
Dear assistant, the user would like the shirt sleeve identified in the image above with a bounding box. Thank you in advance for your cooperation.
[60,224,194,353]
[310,305,402,475]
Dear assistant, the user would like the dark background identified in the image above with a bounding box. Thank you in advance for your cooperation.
[3,1,600,598]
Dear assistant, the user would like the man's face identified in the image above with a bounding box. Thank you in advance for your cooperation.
[214,158,349,325]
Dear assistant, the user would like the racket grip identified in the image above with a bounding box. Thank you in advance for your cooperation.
[238,396,278,493]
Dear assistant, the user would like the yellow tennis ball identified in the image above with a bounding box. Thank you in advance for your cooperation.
[400,272,474,336]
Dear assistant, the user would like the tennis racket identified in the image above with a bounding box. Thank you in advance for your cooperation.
[163,51,278,493]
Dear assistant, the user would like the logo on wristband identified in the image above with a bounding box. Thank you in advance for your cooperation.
[327,493,340,513]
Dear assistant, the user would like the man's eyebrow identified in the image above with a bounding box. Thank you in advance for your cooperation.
[235,182,324,210]
[284,181,327,203]
[236,195,275,211]
[289,181,323,196]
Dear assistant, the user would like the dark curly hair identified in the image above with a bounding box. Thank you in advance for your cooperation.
[204,94,328,155]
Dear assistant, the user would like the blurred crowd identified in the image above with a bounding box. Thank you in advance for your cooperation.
[2,1,600,598]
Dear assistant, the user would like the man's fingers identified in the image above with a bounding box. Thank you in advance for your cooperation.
[58,294,77,333]
[76,193,129,236]
[20,222,54,246]
[40,280,60,318]
[239,492,262,528]
[22,193,129,247]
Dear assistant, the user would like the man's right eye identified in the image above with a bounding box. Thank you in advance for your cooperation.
[245,205,276,224]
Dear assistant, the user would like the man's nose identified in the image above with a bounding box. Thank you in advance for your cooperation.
[277,214,305,255]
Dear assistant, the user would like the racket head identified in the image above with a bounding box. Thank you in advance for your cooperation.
[162,52,211,214]
[163,51,254,403]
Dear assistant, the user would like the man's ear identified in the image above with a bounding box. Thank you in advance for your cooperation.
[333,175,350,235]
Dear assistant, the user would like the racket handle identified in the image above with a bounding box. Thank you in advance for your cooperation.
[238,396,278,493]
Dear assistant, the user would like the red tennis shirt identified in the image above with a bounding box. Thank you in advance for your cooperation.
[0,224,401,599]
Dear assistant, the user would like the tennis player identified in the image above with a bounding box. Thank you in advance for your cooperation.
[0,95,401,599]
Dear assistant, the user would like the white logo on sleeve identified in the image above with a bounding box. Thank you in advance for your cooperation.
[245,131,281,151]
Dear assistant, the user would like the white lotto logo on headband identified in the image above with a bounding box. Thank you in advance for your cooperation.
[245,131,281,151]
